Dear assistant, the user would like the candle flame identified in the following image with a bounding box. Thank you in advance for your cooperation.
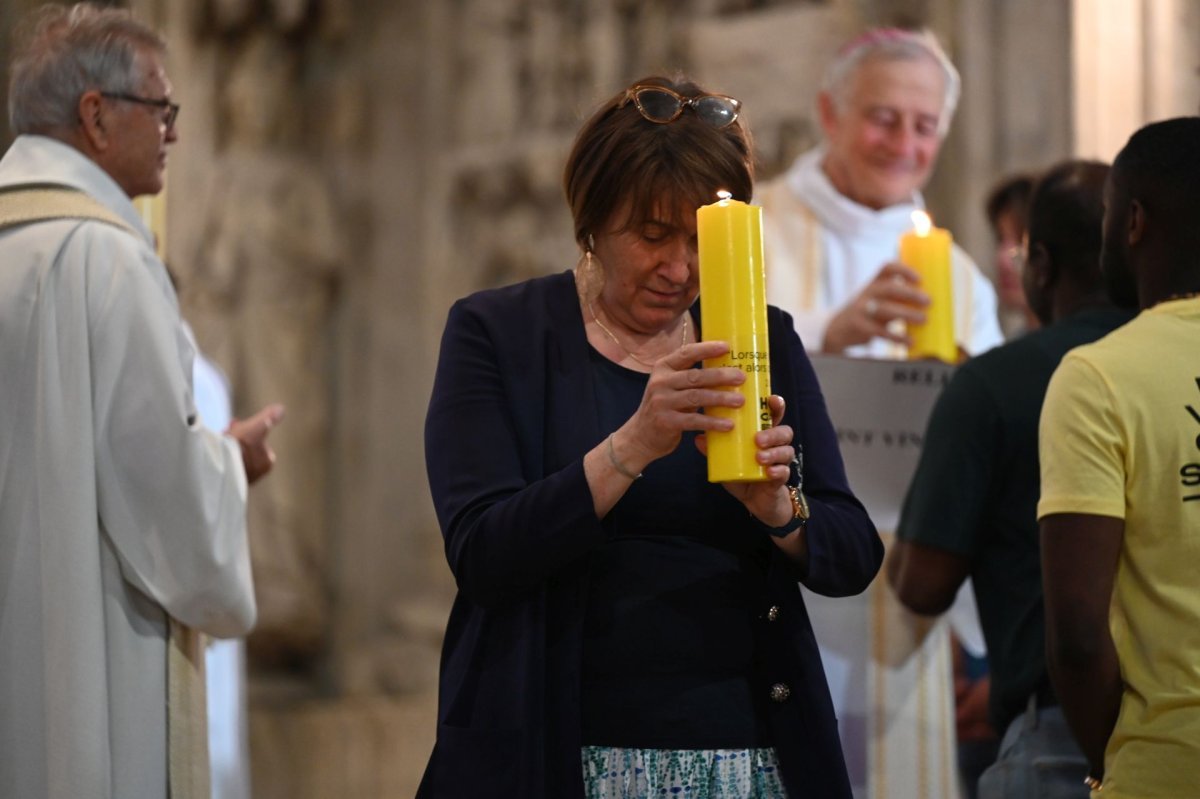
[911,210,932,237]
[716,189,732,202]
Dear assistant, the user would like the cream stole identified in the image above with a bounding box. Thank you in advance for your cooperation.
[758,176,824,312]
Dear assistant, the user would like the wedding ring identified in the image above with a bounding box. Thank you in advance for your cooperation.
[864,298,879,318]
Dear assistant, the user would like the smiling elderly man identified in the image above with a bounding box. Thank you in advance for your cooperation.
[759,27,1002,359]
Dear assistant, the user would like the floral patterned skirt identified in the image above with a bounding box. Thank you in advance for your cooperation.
[581,746,789,798]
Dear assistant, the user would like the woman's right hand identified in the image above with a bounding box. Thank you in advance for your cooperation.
[588,340,746,517]
[613,340,747,470]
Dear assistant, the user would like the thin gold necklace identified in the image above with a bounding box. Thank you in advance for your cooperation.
[588,298,689,368]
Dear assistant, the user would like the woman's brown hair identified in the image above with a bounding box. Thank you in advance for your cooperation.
[563,75,754,249]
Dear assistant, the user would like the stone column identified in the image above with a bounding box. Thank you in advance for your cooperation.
[926,0,1073,271]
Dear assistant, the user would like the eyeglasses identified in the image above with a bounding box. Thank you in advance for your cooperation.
[621,85,741,129]
[101,91,180,129]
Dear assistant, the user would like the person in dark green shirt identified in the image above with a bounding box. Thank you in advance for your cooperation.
[886,159,1135,799]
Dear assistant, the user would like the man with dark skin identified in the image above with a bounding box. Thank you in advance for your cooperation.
[1039,117,1200,798]
[887,160,1134,799]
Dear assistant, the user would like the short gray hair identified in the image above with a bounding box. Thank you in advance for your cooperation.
[821,28,961,137]
[8,3,165,136]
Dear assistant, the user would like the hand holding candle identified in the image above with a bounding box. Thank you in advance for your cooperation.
[697,192,771,483]
[900,210,956,363]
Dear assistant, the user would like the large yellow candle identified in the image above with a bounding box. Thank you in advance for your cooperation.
[698,192,771,483]
[901,210,956,363]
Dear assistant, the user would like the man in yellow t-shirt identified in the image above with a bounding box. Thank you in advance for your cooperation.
[1039,116,1200,799]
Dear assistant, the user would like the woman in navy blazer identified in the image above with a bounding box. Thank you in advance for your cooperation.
[419,76,883,799]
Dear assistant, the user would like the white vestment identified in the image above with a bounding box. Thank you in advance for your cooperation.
[758,147,999,798]
[191,347,252,799]
[0,135,256,799]
[759,146,1003,358]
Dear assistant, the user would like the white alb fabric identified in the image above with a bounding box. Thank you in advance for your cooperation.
[191,345,253,799]
[759,146,1003,359]
[0,134,255,799]
[758,147,999,799]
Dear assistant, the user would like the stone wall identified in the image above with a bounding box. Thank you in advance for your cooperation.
[3,0,1197,796]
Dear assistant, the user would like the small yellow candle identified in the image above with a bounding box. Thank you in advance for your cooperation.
[901,210,955,363]
[698,192,771,483]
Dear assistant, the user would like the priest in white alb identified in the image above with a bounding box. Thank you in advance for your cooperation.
[757,27,1003,799]
[759,28,1002,359]
[0,5,283,798]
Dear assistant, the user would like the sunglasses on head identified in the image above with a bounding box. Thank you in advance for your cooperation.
[621,85,741,129]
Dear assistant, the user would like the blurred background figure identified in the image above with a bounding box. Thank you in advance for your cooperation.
[951,640,999,799]
[941,170,1042,797]
[757,26,1000,798]
[759,27,1002,360]
[984,174,1037,339]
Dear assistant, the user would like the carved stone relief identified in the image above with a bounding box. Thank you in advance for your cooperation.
[447,150,576,291]
[431,0,720,312]
[184,1,358,666]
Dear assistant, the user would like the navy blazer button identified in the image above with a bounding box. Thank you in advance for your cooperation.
[770,683,791,703]
[767,605,781,622]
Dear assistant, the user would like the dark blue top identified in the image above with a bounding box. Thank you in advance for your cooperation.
[582,346,771,748]
[418,271,883,799]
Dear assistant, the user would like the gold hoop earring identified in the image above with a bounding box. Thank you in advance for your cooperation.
[575,248,594,273]
[576,247,604,303]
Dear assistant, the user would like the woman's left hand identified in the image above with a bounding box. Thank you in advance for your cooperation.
[696,394,797,527]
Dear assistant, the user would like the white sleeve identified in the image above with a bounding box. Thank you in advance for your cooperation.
[81,225,255,638]
[781,304,834,354]
[952,244,1003,356]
